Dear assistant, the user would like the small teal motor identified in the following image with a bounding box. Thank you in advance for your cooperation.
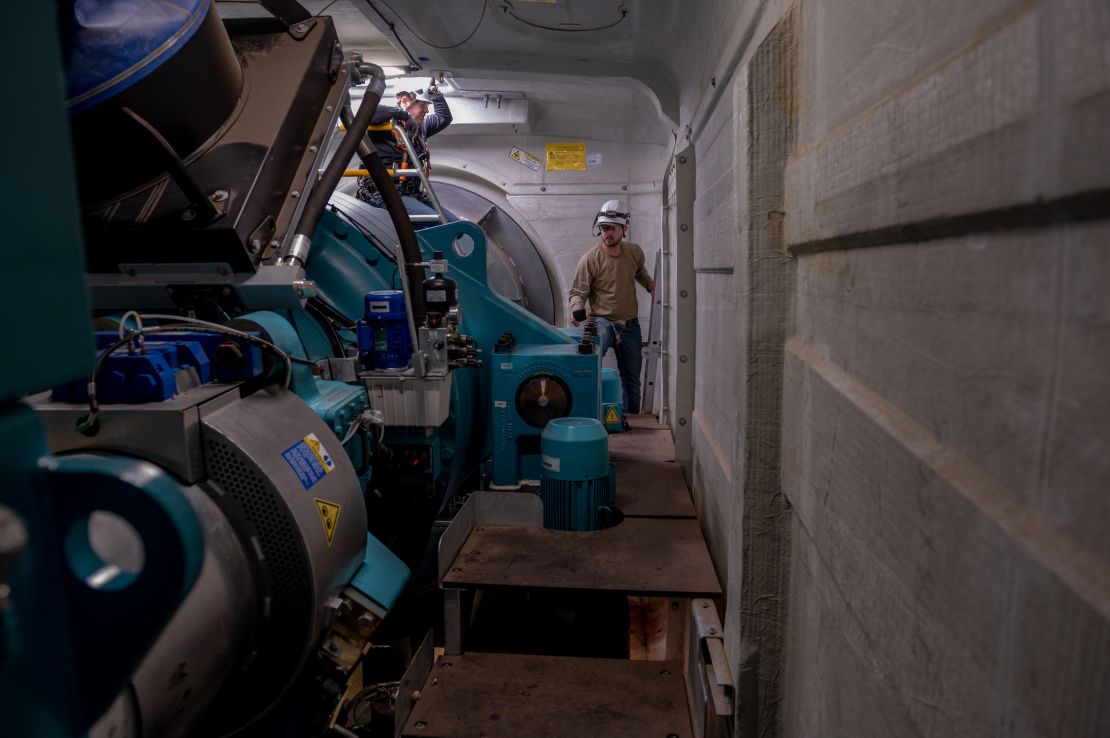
[539,418,617,531]
[357,290,412,369]
[601,367,625,433]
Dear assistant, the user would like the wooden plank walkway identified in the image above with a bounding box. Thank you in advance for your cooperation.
[442,518,721,597]
[401,652,691,738]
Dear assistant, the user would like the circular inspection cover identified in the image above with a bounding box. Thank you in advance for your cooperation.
[515,374,572,428]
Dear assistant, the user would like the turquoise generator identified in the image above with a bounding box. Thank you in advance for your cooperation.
[538,418,617,531]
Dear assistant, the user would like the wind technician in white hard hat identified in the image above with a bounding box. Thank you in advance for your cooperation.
[568,199,656,415]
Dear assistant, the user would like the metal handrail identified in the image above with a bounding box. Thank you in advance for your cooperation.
[392,124,449,225]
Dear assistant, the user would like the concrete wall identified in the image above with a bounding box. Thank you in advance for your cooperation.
[668,0,1110,735]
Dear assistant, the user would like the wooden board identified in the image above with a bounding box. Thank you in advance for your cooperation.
[401,652,692,738]
[614,459,695,518]
[609,426,676,462]
[442,519,722,598]
[625,413,668,431]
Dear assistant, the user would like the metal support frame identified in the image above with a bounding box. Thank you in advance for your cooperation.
[640,251,663,414]
[686,599,735,738]
[670,147,696,464]
[393,631,435,738]
[437,492,542,653]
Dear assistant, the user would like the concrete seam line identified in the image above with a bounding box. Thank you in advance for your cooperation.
[785,335,1110,623]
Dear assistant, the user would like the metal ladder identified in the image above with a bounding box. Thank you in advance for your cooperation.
[343,121,450,225]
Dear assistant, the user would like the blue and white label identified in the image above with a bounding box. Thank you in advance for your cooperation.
[282,432,335,490]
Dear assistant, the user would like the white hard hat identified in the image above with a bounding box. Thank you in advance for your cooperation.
[594,199,629,227]
[397,89,433,107]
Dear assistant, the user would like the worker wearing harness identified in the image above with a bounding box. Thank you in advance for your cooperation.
[355,83,458,226]
[568,199,656,415]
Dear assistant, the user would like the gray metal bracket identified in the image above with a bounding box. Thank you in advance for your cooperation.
[641,249,663,414]
[437,492,542,654]
[686,599,735,738]
[393,630,435,738]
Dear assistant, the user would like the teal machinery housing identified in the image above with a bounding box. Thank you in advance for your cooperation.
[0,2,607,736]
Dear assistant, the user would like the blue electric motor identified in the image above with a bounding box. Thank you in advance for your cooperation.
[538,418,617,531]
[601,367,625,433]
[357,291,412,370]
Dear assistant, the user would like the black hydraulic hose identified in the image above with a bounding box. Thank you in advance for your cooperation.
[340,102,427,323]
[283,64,387,267]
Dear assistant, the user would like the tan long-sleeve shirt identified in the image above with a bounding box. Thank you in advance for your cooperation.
[568,240,654,321]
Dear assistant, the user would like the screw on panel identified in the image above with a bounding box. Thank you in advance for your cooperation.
[414,721,427,729]
[678,156,688,164]
[680,223,689,231]
[210,189,229,203]
[291,190,301,198]
[309,145,318,153]
[680,289,688,298]
[180,208,197,222]
[679,418,688,426]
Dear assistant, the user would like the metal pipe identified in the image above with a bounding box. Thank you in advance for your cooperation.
[394,244,425,378]
[283,64,387,267]
[340,103,427,324]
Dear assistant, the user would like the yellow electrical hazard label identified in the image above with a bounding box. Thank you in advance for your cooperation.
[545,142,587,171]
[305,434,334,473]
[314,498,341,545]
[604,406,620,425]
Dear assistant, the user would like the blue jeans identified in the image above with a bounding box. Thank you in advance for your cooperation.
[596,317,643,413]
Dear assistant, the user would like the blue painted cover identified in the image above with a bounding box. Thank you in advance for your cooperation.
[358,290,412,369]
[51,331,262,404]
[64,0,211,113]
[349,534,411,614]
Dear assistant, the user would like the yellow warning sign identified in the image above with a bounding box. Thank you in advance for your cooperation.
[314,498,341,545]
[604,406,620,425]
[509,146,542,171]
[545,142,587,171]
[305,433,334,473]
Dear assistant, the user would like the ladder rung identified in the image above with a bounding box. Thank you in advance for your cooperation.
[341,169,397,177]
[338,122,394,132]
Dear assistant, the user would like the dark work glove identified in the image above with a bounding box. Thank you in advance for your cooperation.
[572,308,588,323]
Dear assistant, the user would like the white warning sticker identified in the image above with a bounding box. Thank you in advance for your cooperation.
[509,146,542,171]
[541,454,561,473]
